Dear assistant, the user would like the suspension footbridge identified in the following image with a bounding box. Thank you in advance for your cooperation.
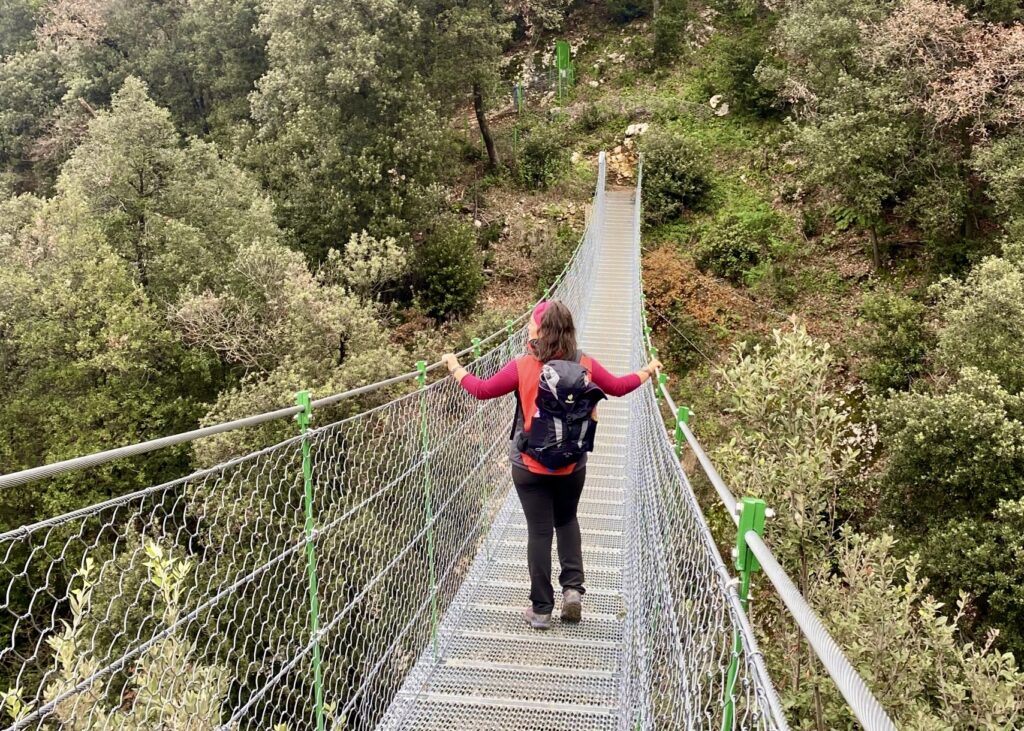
[0,153,894,730]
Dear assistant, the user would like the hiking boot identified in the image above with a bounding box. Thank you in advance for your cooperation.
[523,606,551,630]
[561,589,582,623]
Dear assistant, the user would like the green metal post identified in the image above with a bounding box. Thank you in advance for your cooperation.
[296,391,325,731]
[656,372,668,401]
[555,40,572,103]
[416,361,440,660]
[723,497,767,731]
[674,405,690,458]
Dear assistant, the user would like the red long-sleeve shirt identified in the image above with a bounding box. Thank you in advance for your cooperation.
[459,357,642,400]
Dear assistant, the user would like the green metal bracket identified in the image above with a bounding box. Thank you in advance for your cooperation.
[296,390,325,731]
[656,372,668,401]
[735,497,767,583]
[415,361,439,659]
[723,497,768,731]
[471,337,482,360]
[674,405,690,458]
[543,286,551,300]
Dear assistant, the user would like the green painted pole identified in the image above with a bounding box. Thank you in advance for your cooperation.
[656,372,668,401]
[723,497,767,731]
[296,391,325,731]
[674,405,690,458]
[416,361,440,659]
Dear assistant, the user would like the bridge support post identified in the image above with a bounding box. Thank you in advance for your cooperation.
[417,361,440,660]
[674,406,690,458]
[723,497,767,731]
[295,391,326,731]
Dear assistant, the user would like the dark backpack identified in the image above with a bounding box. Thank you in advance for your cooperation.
[517,357,606,470]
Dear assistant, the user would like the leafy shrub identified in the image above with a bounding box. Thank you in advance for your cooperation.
[922,500,1024,657]
[516,128,569,189]
[412,215,485,319]
[576,103,619,134]
[652,0,690,65]
[695,220,762,282]
[877,367,1024,534]
[858,292,934,393]
[806,531,1024,727]
[607,0,650,23]
[693,23,777,116]
[935,254,1024,394]
[695,204,784,282]
[534,224,579,296]
[641,129,713,225]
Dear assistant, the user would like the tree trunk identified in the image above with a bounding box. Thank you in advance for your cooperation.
[869,225,882,272]
[473,82,499,170]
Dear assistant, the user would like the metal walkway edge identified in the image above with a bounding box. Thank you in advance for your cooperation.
[377,190,638,729]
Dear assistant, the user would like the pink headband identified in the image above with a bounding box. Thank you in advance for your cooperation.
[532,301,549,327]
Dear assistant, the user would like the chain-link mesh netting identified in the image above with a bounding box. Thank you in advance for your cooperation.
[0,158,605,731]
[621,163,786,730]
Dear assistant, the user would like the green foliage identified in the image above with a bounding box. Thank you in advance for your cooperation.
[935,253,1024,394]
[413,215,485,319]
[694,199,787,283]
[0,0,39,58]
[59,77,283,302]
[714,325,863,559]
[641,128,713,226]
[0,50,66,190]
[956,0,1023,22]
[3,547,230,729]
[974,133,1024,240]
[250,0,444,261]
[516,126,570,189]
[576,102,623,135]
[858,292,934,393]
[0,198,216,521]
[652,0,690,66]
[174,239,387,374]
[322,231,409,301]
[922,499,1024,656]
[660,306,708,373]
[808,532,1024,728]
[877,367,1024,533]
[533,224,579,296]
[693,23,776,116]
[607,0,650,23]
[714,325,1024,728]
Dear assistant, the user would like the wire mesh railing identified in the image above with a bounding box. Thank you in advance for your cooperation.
[621,160,787,731]
[0,157,605,731]
[631,155,895,731]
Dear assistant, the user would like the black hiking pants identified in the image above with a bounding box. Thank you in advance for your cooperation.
[511,464,586,615]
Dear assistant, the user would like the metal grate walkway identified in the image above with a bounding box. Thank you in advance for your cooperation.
[377,190,638,729]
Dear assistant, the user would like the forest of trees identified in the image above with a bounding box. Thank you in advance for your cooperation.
[3,0,1024,727]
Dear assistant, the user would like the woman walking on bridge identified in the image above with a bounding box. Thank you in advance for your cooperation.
[442,301,660,630]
